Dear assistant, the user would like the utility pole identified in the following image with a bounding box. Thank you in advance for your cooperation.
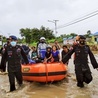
[48,20,59,37]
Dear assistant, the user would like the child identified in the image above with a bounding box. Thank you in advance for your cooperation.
[51,45,60,62]
[44,46,52,63]
[31,46,38,60]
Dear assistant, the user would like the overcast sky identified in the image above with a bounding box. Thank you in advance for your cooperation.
[0,0,98,38]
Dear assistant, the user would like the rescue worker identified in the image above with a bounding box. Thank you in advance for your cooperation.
[62,35,98,88]
[0,37,11,55]
[37,37,47,61]
[0,37,11,72]
[0,35,29,92]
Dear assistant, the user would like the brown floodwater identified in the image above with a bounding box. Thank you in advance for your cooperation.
[0,54,98,98]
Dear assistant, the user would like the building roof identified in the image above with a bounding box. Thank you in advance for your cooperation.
[93,32,98,36]
[63,36,76,41]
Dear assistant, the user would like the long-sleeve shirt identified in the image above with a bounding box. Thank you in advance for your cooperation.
[0,45,29,72]
[37,43,47,59]
[62,44,98,69]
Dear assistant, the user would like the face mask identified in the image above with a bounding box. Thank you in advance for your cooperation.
[10,41,17,47]
[79,41,85,45]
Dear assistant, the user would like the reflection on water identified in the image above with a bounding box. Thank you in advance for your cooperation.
[0,55,98,98]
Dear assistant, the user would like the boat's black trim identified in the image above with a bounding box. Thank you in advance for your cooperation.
[22,71,67,77]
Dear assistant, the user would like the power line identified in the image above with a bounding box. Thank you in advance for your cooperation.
[58,9,98,28]
[57,9,98,29]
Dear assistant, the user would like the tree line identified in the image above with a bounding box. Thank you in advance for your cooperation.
[19,25,92,44]
[0,26,91,46]
[20,26,55,44]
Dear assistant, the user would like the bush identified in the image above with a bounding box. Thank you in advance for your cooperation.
[29,42,37,47]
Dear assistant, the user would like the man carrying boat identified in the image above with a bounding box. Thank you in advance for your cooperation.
[62,35,98,88]
[0,35,29,92]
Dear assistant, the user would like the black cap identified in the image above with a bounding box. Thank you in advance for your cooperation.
[79,35,86,39]
[9,35,17,40]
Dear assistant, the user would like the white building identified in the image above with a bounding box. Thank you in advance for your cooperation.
[63,37,75,45]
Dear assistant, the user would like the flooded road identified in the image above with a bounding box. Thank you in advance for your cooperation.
[0,54,98,98]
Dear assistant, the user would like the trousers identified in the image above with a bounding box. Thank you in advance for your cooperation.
[8,71,23,91]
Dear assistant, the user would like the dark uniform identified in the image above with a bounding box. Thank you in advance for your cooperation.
[62,36,98,87]
[0,44,7,72]
[0,42,10,71]
[0,44,29,91]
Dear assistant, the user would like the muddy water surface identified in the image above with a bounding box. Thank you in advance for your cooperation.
[0,55,98,98]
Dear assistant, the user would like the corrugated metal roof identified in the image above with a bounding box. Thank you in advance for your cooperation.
[93,32,98,35]
[63,36,76,40]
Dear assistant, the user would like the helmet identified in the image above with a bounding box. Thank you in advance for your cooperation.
[9,35,17,40]
[79,35,86,40]
[40,37,46,40]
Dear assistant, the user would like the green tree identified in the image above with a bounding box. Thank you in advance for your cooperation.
[87,30,91,35]
[70,33,77,38]
[20,26,55,44]
[20,28,31,43]
[31,28,40,42]
[85,30,91,38]
[60,34,67,38]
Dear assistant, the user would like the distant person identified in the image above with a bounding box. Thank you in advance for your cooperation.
[62,35,98,88]
[0,35,29,92]
[54,40,61,50]
[0,37,11,55]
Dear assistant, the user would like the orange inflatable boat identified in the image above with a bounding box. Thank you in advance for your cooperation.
[22,62,67,83]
